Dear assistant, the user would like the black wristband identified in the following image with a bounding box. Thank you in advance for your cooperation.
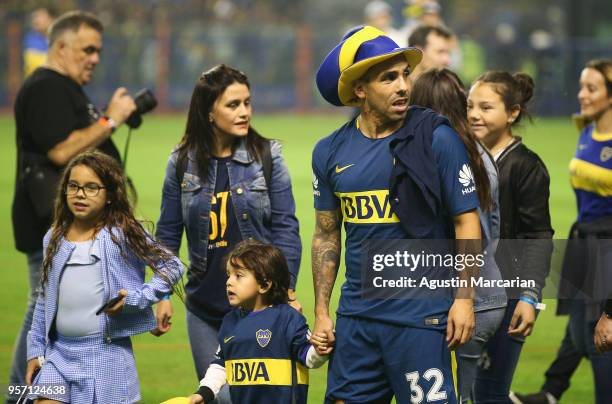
[195,386,215,403]
[605,299,612,318]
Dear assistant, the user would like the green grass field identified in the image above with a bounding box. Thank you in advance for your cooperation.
[0,114,595,403]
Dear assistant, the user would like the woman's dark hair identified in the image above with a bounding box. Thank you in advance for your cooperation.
[410,68,492,211]
[226,239,290,306]
[176,64,268,180]
[585,59,612,96]
[473,70,535,127]
[42,151,182,293]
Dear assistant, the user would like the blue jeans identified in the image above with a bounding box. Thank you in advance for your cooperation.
[186,309,231,404]
[473,300,526,403]
[568,300,612,404]
[6,250,43,403]
[457,306,506,403]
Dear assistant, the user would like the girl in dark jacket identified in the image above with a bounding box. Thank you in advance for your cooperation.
[467,71,553,402]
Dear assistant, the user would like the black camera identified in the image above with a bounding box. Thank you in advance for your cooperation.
[126,88,157,129]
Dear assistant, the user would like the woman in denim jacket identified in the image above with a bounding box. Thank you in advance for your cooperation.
[156,65,301,402]
[410,69,507,403]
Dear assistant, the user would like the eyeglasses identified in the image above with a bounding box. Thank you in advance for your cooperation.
[66,182,105,197]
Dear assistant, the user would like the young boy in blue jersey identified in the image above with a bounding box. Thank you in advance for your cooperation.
[312,26,481,403]
[182,240,328,404]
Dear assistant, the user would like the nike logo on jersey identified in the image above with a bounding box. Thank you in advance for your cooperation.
[335,164,355,174]
[224,336,235,343]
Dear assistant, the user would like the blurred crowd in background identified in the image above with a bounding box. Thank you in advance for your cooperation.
[1,0,611,114]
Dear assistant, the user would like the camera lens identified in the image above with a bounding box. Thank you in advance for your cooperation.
[134,89,157,115]
[126,88,158,129]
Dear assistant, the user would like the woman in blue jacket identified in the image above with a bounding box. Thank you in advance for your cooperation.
[156,64,301,402]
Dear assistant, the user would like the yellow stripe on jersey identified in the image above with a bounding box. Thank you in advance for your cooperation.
[592,130,612,142]
[569,158,612,196]
[335,190,400,224]
[451,350,459,402]
[296,363,309,385]
[226,359,308,386]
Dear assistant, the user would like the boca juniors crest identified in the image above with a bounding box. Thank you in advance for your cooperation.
[256,329,272,348]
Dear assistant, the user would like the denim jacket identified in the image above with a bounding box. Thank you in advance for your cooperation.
[474,143,507,311]
[27,227,184,359]
[156,139,301,288]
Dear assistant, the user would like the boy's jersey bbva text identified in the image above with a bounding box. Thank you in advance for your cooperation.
[214,304,311,403]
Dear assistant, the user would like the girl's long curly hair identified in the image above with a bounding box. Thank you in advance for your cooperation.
[42,151,182,294]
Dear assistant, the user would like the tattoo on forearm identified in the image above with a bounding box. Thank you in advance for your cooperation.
[311,210,342,311]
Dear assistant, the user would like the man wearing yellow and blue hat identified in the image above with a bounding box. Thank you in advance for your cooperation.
[311,26,481,403]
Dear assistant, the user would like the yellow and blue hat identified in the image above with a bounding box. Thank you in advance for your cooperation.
[316,25,422,107]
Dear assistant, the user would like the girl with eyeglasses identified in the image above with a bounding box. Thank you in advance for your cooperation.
[24,151,184,404]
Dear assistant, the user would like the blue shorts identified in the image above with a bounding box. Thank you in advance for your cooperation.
[326,315,458,403]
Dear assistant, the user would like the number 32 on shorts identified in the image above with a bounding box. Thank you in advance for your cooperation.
[405,368,447,403]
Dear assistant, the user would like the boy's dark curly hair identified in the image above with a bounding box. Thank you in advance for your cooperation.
[226,239,290,306]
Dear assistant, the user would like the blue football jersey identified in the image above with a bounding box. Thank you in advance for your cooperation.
[213,304,312,403]
[569,125,612,222]
[312,118,479,328]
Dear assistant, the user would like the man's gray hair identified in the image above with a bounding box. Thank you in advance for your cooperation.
[48,10,103,46]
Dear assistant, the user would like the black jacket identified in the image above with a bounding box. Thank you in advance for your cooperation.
[495,137,554,299]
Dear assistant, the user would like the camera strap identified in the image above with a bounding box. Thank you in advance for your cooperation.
[120,128,139,203]
[122,127,133,171]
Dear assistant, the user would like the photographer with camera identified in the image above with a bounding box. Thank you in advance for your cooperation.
[7,11,141,401]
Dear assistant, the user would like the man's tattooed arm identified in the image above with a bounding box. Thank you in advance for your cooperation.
[311,209,342,315]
